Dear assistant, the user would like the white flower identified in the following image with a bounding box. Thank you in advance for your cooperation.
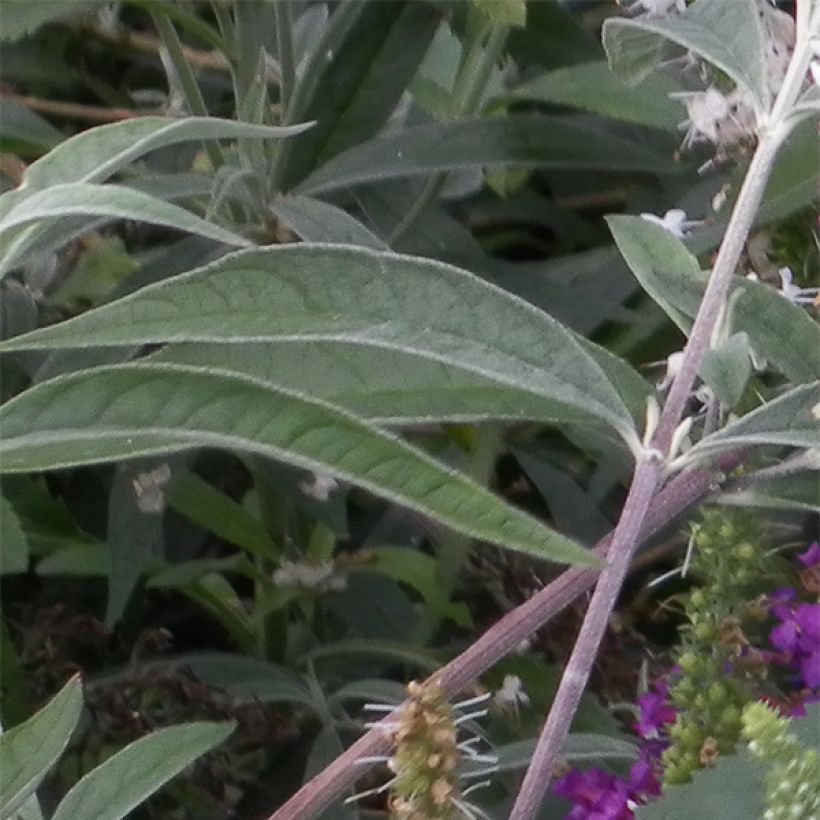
[619,0,685,18]
[272,559,347,591]
[639,208,699,238]
[658,351,684,391]
[673,87,757,149]
[299,472,339,501]
[760,3,795,94]
[777,267,820,305]
[493,675,530,710]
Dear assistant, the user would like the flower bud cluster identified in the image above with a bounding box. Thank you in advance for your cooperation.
[388,680,462,820]
[662,509,771,785]
[742,701,820,820]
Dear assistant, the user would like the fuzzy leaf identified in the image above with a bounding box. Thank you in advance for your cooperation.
[0,676,83,818]
[686,382,820,461]
[698,332,752,408]
[603,0,769,112]
[50,722,234,820]
[510,61,683,130]
[0,244,637,441]
[0,363,597,567]
[298,116,681,195]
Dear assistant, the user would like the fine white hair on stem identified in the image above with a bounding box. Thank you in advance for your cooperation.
[453,691,492,710]
[454,709,489,725]
[343,776,397,804]
[681,528,697,579]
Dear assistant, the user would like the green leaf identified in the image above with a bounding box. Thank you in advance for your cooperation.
[176,572,256,653]
[0,675,83,818]
[510,61,683,131]
[0,1,95,42]
[732,280,820,384]
[275,1,440,190]
[0,100,63,153]
[50,722,234,820]
[0,494,28,574]
[167,473,277,561]
[698,333,751,409]
[720,472,820,513]
[36,544,110,576]
[0,362,597,567]
[0,183,250,276]
[0,244,637,441]
[473,0,526,27]
[134,653,316,708]
[297,116,681,195]
[607,214,703,333]
[686,382,820,462]
[607,216,819,385]
[636,752,764,819]
[15,116,311,195]
[353,546,471,626]
[269,196,388,249]
[493,733,638,774]
[155,341,612,429]
[603,0,768,112]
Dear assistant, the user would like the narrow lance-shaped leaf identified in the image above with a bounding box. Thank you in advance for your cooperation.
[0,184,250,276]
[603,0,769,113]
[154,340,636,432]
[269,196,388,249]
[684,382,820,462]
[297,116,682,195]
[0,675,83,819]
[15,116,313,195]
[0,363,599,567]
[0,244,638,443]
[50,722,235,820]
[509,61,683,131]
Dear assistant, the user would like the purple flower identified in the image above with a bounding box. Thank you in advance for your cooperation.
[634,680,676,740]
[769,598,820,691]
[553,768,632,820]
[798,542,820,568]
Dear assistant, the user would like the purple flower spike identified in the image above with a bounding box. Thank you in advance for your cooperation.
[634,680,676,740]
[798,542,820,568]
[769,599,820,691]
[553,768,633,820]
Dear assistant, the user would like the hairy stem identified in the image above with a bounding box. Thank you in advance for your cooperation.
[508,9,816,814]
[265,454,740,820]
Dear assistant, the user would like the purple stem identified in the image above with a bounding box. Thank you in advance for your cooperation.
[509,25,809,809]
[266,454,738,820]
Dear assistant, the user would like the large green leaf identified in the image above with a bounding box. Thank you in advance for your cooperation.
[154,341,622,431]
[0,363,597,566]
[15,116,311,195]
[509,61,683,131]
[0,244,637,441]
[685,382,820,462]
[275,0,440,190]
[50,722,234,820]
[0,183,249,276]
[0,676,83,818]
[297,116,682,195]
[603,0,768,112]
